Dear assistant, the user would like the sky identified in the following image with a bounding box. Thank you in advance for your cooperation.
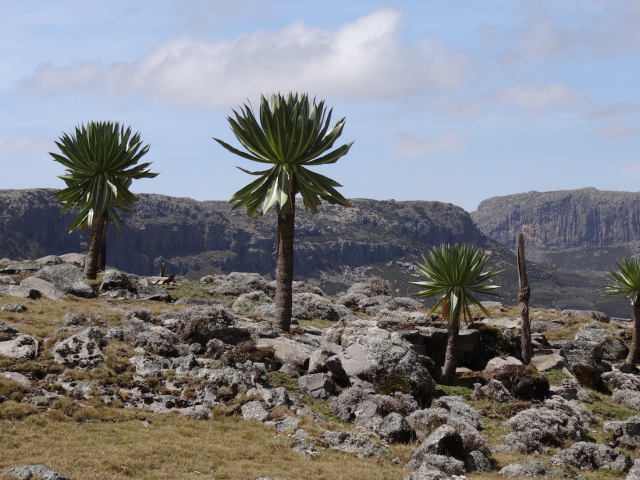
[1,0,639,213]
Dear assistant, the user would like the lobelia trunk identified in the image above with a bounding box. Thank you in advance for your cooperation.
[84,217,105,280]
[627,300,640,364]
[440,314,460,385]
[97,230,107,273]
[517,233,532,364]
[273,198,295,333]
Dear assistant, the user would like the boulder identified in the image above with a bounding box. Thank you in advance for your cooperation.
[551,441,632,472]
[562,309,608,322]
[602,370,640,391]
[485,356,523,372]
[292,292,340,321]
[559,339,611,389]
[30,264,95,298]
[59,253,86,268]
[604,416,640,447]
[323,428,389,458]
[0,304,26,313]
[406,408,487,453]
[0,285,41,300]
[0,372,31,388]
[0,276,16,285]
[52,327,106,369]
[549,384,578,401]
[530,354,567,372]
[403,465,453,480]
[612,389,640,410]
[466,450,492,473]
[137,284,170,301]
[0,334,38,359]
[100,269,135,292]
[498,461,553,478]
[209,272,274,297]
[232,290,272,314]
[6,464,71,480]
[34,255,63,265]
[241,400,269,422]
[628,459,640,480]
[164,306,252,346]
[405,425,465,469]
[575,323,628,361]
[308,341,343,374]
[256,338,313,370]
[473,379,512,403]
[298,373,336,399]
[0,321,19,340]
[123,320,181,357]
[325,336,436,403]
[129,355,170,377]
[366,412,414,443]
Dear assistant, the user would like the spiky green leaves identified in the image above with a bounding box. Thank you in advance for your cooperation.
[50,121,158,233]
[604,258,640,305]
[214,92,353,217]
[411,244,501,324]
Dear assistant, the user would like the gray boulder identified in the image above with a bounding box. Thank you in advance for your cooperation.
[256,337,313,369]
[575,323,628,361]
[35,255,63,265]
[100,269,135,292]
[0,321,19,339]
[473,379,512,403]
[628,458,640,480]
[0,303,26,313]
[241,400,269,422]
[209,272,274,297]
[405,425,465,470]
[30,264,95,298]
[323,428,389,458]
[563,309,608,322]
[123,319,181,357]
[602,370,640,391]
[604,415,640,447]
[59,253,86,268]
[52,327,106,369]
[498,461,553,478]
[0,285,41,300]
[6,464,71,480]
[232,290,272,314]
[298,373,335,399]
[612,389,640,410]
[137,284,170,301]
[129,355,170,377]
[0,372,31,388]
[326,336,436,403]
[406,408,487,453]
[366,412,414,443]
[530,354,567,372]
[559,339,611,389]
[551,441,632,472]
[292,292,340,321]
[0,276,16,285]
[308,341,343,374]
[163,306,252,346]
[0,334,38,359]
[466,450,492,473]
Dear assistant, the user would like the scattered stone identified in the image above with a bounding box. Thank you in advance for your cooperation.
[298,373,336,399]
[473,379,512,403]
[241,400,269,422]
[180,406,212,420]
[59,253,85,268]
[0,334,38,359]
[275,417,300,433]
[6,464,71,480]
[323,428,389,458]
[52,327,106,369]
[498,461,553,478]
[562,309,608,322]
[551,441,632,472]
[0,303,26,313]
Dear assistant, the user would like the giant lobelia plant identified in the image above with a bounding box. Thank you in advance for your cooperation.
[214,92,353,332]
[412,244,501,384]
[51,121,158,279]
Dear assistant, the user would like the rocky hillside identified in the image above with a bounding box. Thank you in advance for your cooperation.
[1,269,640,479]
[472,188,640,251]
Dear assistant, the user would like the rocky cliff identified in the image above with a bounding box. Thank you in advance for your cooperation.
[472,188,640,251]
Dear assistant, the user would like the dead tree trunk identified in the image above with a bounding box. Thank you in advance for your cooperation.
[517,233,532,364]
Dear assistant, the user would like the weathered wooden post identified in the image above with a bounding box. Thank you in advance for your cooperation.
[160,263,165,277]
[517,233,532,364]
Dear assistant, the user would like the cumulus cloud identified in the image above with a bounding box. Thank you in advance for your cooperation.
[0,134,53,154]
[490,82,583,113]
[591,122,640,141]
[390,132,464,159]
[21,8,468,107]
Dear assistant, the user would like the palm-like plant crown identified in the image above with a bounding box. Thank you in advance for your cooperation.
[412,244,501,323]
[50,121,158,233]
[214,92,353,217]
[604,258,640,304]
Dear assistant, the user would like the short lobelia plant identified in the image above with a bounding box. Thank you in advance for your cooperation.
[604,258,640,364]
[214,92,353,332]
[50,121,158,279]
[411,243,501,385]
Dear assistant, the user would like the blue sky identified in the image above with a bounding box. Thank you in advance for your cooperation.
[1,0,639,212]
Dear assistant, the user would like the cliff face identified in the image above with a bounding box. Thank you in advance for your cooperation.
[471,187,640,251]
[0,189,483,279]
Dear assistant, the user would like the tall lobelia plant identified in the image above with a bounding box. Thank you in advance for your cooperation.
[604,258,640,364]
[412,244,501,385]
[214,92,353,332]
[50,121,158,279]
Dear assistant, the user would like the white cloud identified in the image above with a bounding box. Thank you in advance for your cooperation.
[490,82,583,113]
[0,134,52,154]
[391,132,464,159]
[587,102,640,120]
[21,8,468,107]
[591,122,640,141]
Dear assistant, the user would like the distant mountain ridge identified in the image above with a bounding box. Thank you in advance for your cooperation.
[471,187,640,251]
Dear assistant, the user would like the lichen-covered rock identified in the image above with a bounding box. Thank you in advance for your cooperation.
[628,458,640,480]
[0,304,26,313]
[408,454,465,476]
[100,269,135,292]
[551,441,632,472]
[559,339,611,389]
[0,285,42,300]
[241,400,269,422]
[123,319,181,357]
[501,397,592,453]
[473,379,513,403]
[612,389,640,410]
[498,461,553,478]
[6,464,71,480]
[291,292,340,321]
[466,450,492,473]
[0,334,37,359]
[405,425,465,469]
[575,323,628,361]
[604,415,640,447]
[164,306,252,346]
[232,290,272,314]
[403,465,453,480]
[434,396,481,429]
[308,341,343,374]
[53,327,106,369]
[298,373,335,399]
[406,408,487,453]
[209,272,274,297]
[323,427,389,458]
[603,371,640,391]
[30,263,95,298]
[329,386,419,424]
[366,412,415,443]
[347,277,391,298]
